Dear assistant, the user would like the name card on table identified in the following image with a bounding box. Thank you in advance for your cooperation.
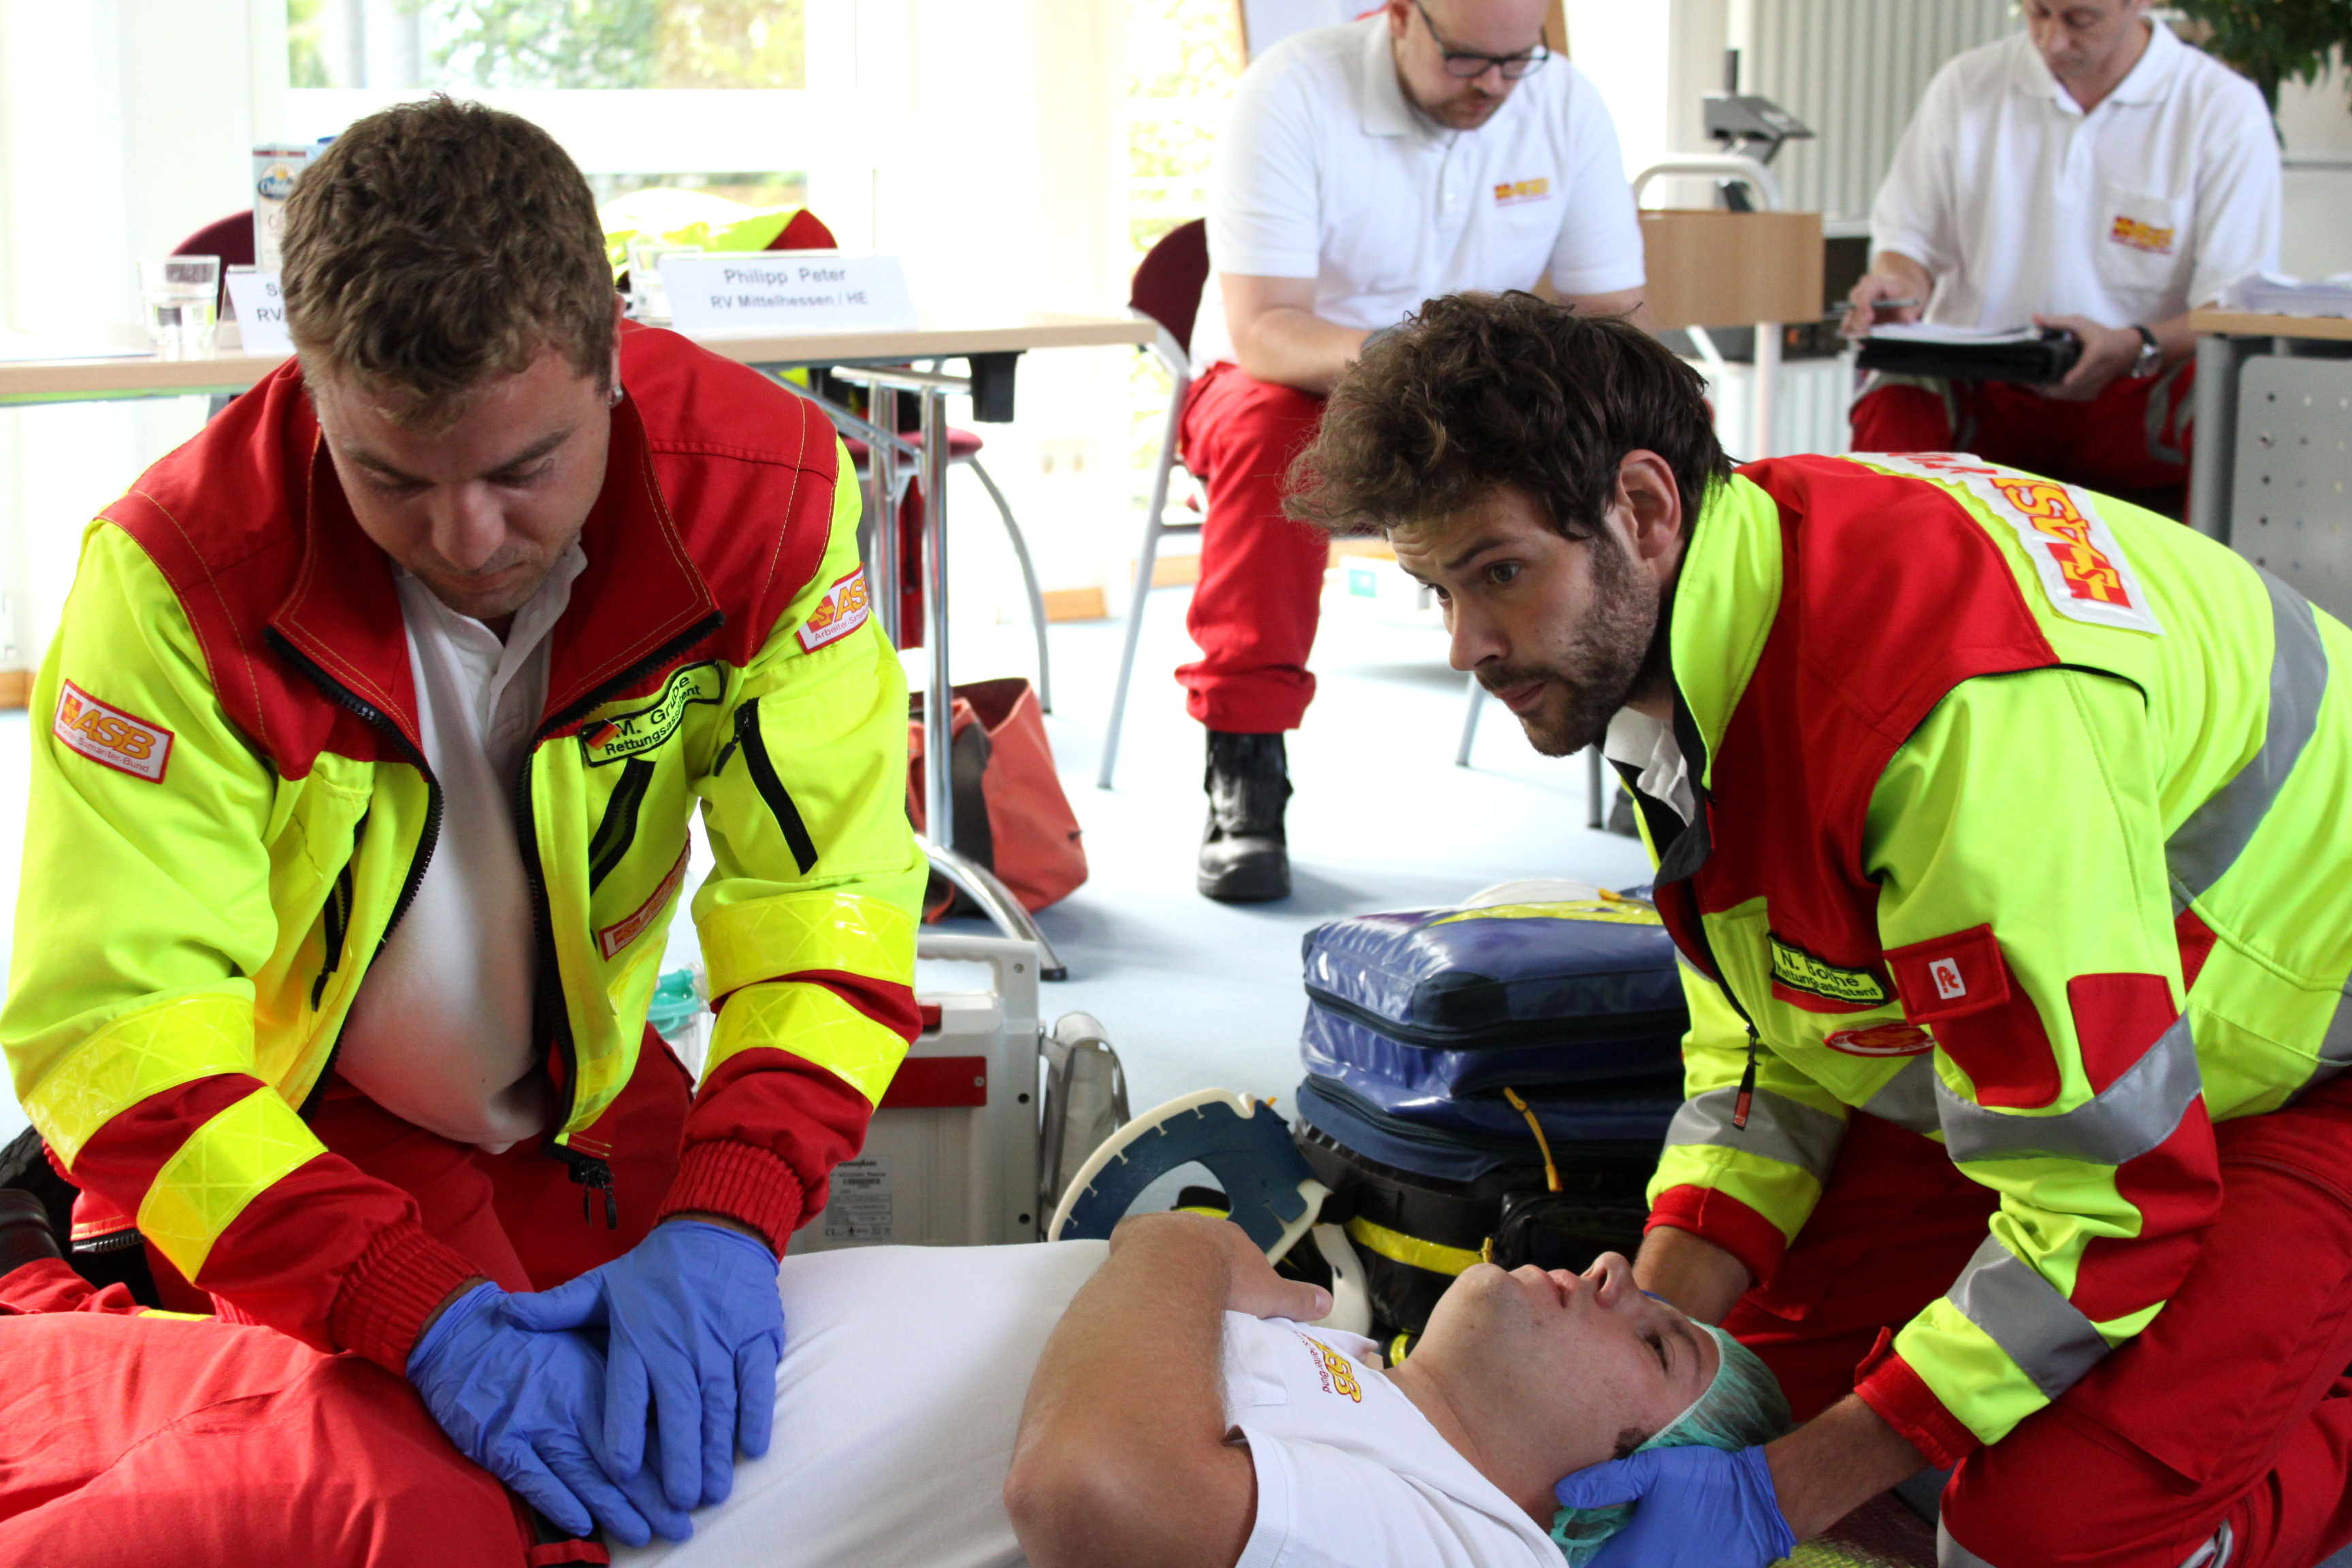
[662,253,917,333]
[225,271,293,355]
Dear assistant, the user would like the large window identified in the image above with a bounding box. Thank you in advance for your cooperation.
[289,1,806,91]
[284,0,861,244]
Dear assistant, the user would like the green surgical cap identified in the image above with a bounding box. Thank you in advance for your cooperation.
[1550,1322,1794,1567]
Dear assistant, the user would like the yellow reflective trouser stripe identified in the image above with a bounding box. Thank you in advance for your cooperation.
[1345,1215,1484,1277]
[700,890,916,1001]
[709,979,909,1107]
[137,1086,323,1284]
[26,992,255,1169]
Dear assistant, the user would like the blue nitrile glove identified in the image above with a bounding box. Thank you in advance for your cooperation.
[407,1280,692,1548]
[1553,1446,1797,1568]
[503,1220,784,1512]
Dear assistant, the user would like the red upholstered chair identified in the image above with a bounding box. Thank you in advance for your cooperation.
[774,212,1056,710]
[170,212,257,310]
[1096,218,1209,788]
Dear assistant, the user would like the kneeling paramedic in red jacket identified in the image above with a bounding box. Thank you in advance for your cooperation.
[0,100,924,1545]
[1286,289,2352,1568]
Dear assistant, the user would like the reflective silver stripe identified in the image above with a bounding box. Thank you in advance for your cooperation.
[1939,1520,2004,1568]
[1938,1013,2201,1166]
[2322,986,2352,1071]
[2168,570,2328,909]
[1665,1085,1846,1180]
[1860,1053,1943,1137]
[1946,1235,2111,1401]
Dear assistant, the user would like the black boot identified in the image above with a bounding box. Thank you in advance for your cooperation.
[1199,730,1292,902]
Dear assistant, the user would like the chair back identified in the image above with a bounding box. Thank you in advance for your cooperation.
[766,208,840,251]
[1128,219,1209,365]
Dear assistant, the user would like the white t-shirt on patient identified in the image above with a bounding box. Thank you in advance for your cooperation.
[1224,1316,1560,1568]
[616,1242,1558,1568]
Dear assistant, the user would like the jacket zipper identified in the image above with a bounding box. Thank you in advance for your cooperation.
[266,630,444,1112]
[521,610,725,1224]
[732,698,819,875]
[1657,882,1768,1130]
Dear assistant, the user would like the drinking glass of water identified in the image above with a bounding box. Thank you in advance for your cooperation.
[138,256,221,357]
[625,240,701,325]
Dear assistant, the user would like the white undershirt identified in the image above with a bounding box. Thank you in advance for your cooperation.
[1603,707,1695,828]
[333,542,586,1152]
[619,1243,1556,1568]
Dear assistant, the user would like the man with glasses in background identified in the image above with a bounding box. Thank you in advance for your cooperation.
[1177,0,1646,902]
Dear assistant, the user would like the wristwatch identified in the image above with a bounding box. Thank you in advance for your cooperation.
[2129,324,2162,379]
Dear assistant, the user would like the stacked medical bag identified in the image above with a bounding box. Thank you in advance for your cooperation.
[1289,887,1688,1353]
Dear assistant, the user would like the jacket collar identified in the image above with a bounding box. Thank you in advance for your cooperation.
[1358,16,1426,138]
[269,383,718,755]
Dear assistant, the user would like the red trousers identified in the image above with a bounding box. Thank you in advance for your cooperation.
[1848,363,2198,518]
[131,1032,695,1313]
[0,1258,568,1567]
[1722,1081,2352,1568]
[1175,361,1333,733]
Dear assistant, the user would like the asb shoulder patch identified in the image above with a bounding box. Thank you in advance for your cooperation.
[1844,453,2163,636]
[1768,932,1890,1013]
[578,662,723,767]
[796,566,871,653]
[1823,1022,1934,1058]
[53,681,174,782]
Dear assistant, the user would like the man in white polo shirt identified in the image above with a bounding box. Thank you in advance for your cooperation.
[1180,0,1644,902]
[1843,0,2278,517]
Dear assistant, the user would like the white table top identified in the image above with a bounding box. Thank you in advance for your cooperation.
[0,312,1154,402]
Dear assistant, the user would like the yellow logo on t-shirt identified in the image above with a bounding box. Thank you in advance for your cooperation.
[2108,214,2174,255]
[1494,177,1550,206]
[1300,1334,1364,1403]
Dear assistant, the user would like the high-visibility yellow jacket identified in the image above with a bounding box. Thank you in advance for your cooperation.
[1636,453,2352,1466]
[1,323,924,1371]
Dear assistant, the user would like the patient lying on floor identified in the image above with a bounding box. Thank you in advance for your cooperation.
[0,1213,1784,1567]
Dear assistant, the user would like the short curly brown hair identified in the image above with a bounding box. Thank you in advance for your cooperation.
[282,96,614,428]
[1284,291,1729,539]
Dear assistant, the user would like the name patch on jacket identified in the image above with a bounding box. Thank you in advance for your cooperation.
[578,662,723,767]
[797,566,871,653]
[1769,932,1889,1011]
[52,681,174,782]
[598,842,691,959]
[1845,453,2163,636]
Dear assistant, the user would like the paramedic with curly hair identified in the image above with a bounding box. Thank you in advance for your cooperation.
[1286,289,2352,1568]
[0,97,923,1547]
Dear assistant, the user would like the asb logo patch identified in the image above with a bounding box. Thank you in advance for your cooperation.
[1494,176,1551,206]
[796,566,871,653]
[1884,924,2010,1024]
[1767,932,1889,1013]
[2108,214,2175,255]
[1823,1022,1934,1058]
[578,662,723,767]
[1844,453,2163,636]
[52,681,173,782]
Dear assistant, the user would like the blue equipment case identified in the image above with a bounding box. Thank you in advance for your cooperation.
[1290,896,1690,1350]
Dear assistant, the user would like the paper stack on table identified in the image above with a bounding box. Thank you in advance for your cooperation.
[2227,272,2352,318]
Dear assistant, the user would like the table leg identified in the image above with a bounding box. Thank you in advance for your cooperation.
[869,385,902,647]
[920,385,955,849]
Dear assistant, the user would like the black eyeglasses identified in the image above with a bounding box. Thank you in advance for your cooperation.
[1412,0,1552,80]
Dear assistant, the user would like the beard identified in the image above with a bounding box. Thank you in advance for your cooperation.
[1481,528,1666,758]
